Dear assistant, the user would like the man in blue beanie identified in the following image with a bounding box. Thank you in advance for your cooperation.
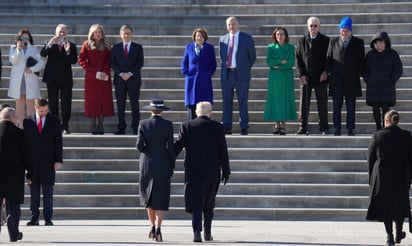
[326,16,365,136]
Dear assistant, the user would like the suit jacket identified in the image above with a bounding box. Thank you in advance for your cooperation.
[366,125,412,222]
[181,42,217,106]
[219,31,256,82]
[0,120,34,203]
[137,115,175,209]
[326,35,365,97]
[110,41,144,86]
[175,116,230,213]
[296,32,330,86]
[40,40,78,86]
[23,113,62,185]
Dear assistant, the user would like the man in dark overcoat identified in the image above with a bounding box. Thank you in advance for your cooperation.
[175,101,230,242]
[23,98,62,226]
[366,110,412,245]
[0,107,34,242]
[326,16,364,136]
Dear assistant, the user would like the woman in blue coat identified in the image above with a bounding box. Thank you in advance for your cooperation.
[181,28,217,120]
[364,31,403,131]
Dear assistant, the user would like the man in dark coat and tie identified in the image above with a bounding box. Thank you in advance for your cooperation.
[0,107,34,242]
[40,24,78,134]
[23,98,62,226]
[175,101,230,243]
[111,24,144,135]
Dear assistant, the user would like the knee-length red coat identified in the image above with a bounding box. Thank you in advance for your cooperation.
[78,41,114,117]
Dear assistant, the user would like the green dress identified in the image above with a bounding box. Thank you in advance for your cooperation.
[264,42,297,121]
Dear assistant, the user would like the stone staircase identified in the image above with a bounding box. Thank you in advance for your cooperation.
[0,0,411,220]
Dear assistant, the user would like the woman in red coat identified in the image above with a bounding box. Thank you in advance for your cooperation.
[78,24,114,134]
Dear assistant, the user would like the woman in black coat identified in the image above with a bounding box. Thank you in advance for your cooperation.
[364,32,403,131]
[366,110,412,245]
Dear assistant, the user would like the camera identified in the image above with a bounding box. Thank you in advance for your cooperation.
[58,37,67,43]
[23,42,28,47]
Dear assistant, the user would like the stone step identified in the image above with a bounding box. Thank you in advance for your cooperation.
[48,183,369,196]
[62,159,368,172]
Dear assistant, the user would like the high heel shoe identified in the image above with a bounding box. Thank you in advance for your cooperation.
[155,227,162,242]
[148,226,155,239]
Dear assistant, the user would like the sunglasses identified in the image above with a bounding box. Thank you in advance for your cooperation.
[309,25,318,28]
[19,37,30,41]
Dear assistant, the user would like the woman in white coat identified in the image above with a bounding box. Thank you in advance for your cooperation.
[8,29,44,127]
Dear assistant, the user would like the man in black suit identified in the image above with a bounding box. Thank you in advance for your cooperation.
[326,17,365,136]
[23,99,62,226]
[111,24,144,135]
[175,101,230,243]
[40,24,78,134]
[0,107,34,242]
[296,17,330,135]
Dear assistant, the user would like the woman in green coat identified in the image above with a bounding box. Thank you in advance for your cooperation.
[264,27,296,135]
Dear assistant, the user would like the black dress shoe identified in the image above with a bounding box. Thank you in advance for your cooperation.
[26,217,39,226]
[148,226,155,239]
[334,129,341,136]
[193,231,202,242]
[10,232,23,242]
[155,227,163,242]
[224,128,232,135]
[347,129,355,136]
[204,232,213,241]
[395,231,406,243]
[62,129,71,135]
[295,128,307,135]
[45,220,54,226]
[114,130,125,135]
[240,128,248,135]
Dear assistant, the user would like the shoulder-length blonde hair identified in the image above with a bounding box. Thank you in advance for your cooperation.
[87,24,111,50]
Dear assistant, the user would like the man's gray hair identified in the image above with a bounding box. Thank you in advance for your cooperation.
[307,16,320,25]
[0,107,16,120]
[195,101,212,117]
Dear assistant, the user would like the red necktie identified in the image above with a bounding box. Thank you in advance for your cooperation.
[59,42,63,52]
[37,117,43,133]
[226,35,235,68]
[124,44,128,58]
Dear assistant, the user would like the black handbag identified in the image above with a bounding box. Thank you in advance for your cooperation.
[26,56,40,76]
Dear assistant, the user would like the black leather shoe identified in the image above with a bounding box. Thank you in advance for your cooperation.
[62,129,71,135]
[334,129,341,136]
[395,231,406,243]
[45,220,54,226]
[26,217,39,226]
[240,128,248,135]
[114,130,125,135]
[204,232,213,241]
[347,130,355,136]
[148,226,155,239]
[224,128,232,135]
[193,231,202,242]
[295,128,307,135]
[279,128,286,135]
[10,232,23,242]
[387,233,395,245]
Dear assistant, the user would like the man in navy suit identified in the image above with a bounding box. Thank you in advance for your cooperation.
[40,24,78,134]
[111,24,144,135]
[219,16,256,135]
[23,98,62,226]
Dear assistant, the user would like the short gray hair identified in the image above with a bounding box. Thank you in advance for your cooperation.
[0,107,16,120]
[195,101,212,117]
[307,16,320,25]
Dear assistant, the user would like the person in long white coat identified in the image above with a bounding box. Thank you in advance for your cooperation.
[8,29,44,127]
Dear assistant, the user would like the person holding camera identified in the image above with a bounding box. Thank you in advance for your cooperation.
[40,24,78,134]
[8,29,44,128]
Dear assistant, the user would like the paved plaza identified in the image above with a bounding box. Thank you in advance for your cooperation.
[0,220,409,245]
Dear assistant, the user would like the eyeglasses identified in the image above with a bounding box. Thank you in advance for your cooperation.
[19,37,30,41]
[309,25,318,28]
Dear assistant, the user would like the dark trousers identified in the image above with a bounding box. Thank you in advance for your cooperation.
[298,83,328,131]
[47,82,72,130]
[0,197,21,240]
[332,95,356,130]
[29,184,54,221]
[221,70,249,130]
[192,208,214,233]
[187,105,197,121]
[384,218,404,235]
[371,103,390,130]
[114,80,140,132]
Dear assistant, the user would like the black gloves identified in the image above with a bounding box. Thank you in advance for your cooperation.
[221,175,229,185]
